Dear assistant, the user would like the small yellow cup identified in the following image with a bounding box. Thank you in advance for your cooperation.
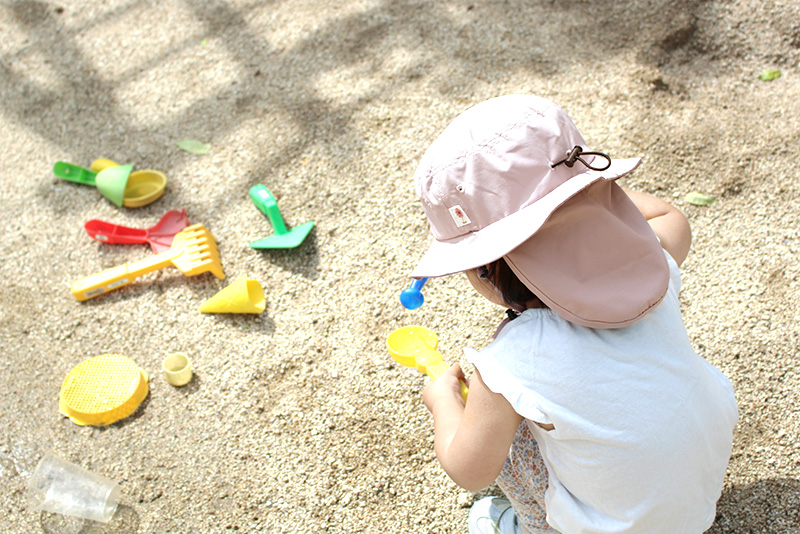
[162,353,192,386]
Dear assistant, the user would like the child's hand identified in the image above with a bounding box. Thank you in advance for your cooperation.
[423,364,468,412]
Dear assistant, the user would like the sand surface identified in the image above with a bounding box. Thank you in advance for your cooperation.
[1,1,799,532]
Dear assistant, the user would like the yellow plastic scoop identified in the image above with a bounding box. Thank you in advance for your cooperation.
[387,326,469,401]
[71,223,225,301]
[59,354,149,426]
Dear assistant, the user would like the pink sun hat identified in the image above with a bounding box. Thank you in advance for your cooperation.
[410,95,669,328]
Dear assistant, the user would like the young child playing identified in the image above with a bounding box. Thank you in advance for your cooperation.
[409,95,738,533]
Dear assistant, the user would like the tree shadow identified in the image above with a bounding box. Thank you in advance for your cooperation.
[1,0,741,210]
[710,478,800,533]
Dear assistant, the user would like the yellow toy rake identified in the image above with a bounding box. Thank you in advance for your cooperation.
[71,223,225,301]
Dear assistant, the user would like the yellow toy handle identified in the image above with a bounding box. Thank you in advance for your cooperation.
[71,250,179,301]
[423,360,469,402]
[386,326,469,402]
[90,158,120,172]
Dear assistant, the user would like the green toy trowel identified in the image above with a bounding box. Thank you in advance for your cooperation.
[248,184,315,249]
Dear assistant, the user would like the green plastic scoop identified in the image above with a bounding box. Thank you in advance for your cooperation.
[248,184,314,249]
[54,162,133,207]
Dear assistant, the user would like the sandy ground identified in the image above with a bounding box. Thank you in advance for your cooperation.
[1,0,799,532]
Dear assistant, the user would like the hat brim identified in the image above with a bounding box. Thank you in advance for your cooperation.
[409,157,642,279]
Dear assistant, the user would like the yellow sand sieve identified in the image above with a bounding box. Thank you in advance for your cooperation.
[59,354,148,426]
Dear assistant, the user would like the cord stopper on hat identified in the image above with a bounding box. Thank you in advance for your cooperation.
[550,145,611,171]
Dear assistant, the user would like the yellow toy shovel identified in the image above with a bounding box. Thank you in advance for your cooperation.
[386,326,469,401]
[71,224,225,301]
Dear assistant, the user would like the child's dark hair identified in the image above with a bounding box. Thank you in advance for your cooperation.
[482,257,547,310]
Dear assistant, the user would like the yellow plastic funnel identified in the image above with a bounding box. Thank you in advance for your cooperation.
[199,276,266,314]
[59,354,149,426]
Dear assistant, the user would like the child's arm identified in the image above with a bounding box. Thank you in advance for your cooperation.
[423,365,522,491]
[624,189,692,266]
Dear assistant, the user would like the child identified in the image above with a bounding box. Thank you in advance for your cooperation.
[409,95,738,533]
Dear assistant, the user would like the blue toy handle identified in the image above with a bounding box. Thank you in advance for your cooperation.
[400,277,428,310]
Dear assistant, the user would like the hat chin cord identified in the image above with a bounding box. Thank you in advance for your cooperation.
[550,145,611,171]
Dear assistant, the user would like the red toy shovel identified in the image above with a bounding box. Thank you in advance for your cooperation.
[84,209,190,253]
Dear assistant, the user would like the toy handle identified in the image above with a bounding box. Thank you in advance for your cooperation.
[400,277,428,310]
[90,158,120,172]
[84,220,149,245]
[71,250,178,301]
[424,360,469,402]
[53,162,97,185]
[249,185,289,235]
[409,278,427,292]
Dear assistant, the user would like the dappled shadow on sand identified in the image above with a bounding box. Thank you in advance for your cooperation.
[710,478,800,533]
[2,0,738,208]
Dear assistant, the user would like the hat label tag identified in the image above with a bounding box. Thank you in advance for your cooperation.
[449,205,471,227]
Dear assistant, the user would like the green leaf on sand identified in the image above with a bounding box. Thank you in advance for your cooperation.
[176,139,211,154]
[685,192,716,206]
[758,69,781,81]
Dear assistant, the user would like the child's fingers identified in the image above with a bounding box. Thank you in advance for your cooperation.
[446,363,465,380]
[423,364,468,410]
[448,364,470,388]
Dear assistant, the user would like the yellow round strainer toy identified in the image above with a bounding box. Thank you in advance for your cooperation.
[59,354,149,426]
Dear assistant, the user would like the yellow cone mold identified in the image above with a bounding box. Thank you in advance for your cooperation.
[59,354,149,426]
[199,276,265,314]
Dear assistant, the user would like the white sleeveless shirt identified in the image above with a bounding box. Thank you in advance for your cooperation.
[467,252,738,533]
